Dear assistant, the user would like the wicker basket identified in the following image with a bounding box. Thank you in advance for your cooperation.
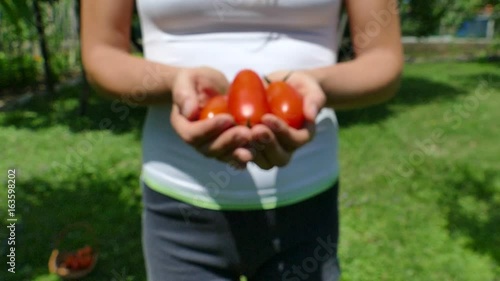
[48,222,98,279]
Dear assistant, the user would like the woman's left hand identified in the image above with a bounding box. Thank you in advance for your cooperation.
[249,70,327,170]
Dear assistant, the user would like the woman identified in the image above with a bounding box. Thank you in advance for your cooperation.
[81,0,403,280]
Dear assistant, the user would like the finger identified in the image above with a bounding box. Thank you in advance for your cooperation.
[171,105,235,146]
[252,152,274,170]
[233,147,254,163]
[252,125,291,168]
[222,158,247,170]
[197,66,230,94]
[264,70,290,84]
[198,126,251,159]
[198,88,220,107]
[174,73,200,120]
[244,138,273,170]
[249,140,274,170]
[218,148,253,170]
[262,114,315,152]
[302,89,326,122]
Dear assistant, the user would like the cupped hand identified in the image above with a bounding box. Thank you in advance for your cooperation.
[170,67,253,168]
[249,70,326,170]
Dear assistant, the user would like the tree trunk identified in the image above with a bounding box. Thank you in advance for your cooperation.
[33,0,55,94]
[75,0,90,115]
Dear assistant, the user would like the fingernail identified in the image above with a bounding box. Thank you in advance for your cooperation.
[273,120,283,131]
[304,105,318,121]
[217,119,233,129]
[235,135,243,144]
[267,119,282,132]
[310,105,318,118]
[259,132,272,144]
[182,99,196,117]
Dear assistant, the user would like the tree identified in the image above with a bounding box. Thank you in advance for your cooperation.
[400,0,498,36]
[0,0,56,94]
[33,0,54,94]
[74,0,90,115]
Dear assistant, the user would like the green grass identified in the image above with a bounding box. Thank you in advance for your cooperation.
[1,61,499,281]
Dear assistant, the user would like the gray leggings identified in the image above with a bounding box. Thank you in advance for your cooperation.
[142,182,340,281]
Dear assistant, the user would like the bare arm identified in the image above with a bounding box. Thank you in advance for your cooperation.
[306,0,404,110]
[81,0,180,105]
[258,0,403,169]
[81,0,253,165]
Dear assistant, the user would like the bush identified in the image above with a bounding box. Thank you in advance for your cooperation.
[0,52,40,90]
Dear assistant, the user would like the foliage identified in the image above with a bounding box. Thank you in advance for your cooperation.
[0,0,33,32]
[1,0,498,93]
[399,0,498,36]
[0,52,40,89]
[0,0,79,92]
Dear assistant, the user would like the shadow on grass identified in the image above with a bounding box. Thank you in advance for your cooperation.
[448,73,500,90]
[336,76,468,128]
[2,77,463,132]
[1,70,498,133]
[0,172,145,281]
[472,56,500,66]
[439,164,500,265]
[0,84,147,137]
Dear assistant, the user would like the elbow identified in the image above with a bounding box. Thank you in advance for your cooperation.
[81,48,102,89]
[81,47,99,88]
[382,70,402,102]
[81,46,121,99]
[81,61,97,89]
[378,53,404,103]
[329,49,404,110]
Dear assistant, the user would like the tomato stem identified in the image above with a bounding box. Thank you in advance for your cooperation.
[263,76,272,85]
[283,71,293,82]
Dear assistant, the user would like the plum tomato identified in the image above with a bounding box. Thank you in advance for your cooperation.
[228,69,270,127]
[63,254,80,270]
[267,81,304,129]
[77,255,93,269]
[199,95,229,120]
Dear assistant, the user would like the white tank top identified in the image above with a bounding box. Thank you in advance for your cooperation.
[137,0,342,210]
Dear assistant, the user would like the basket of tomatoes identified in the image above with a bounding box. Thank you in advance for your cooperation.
[48,223,98,279]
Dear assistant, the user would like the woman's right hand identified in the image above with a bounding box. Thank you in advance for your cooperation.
[170,67,253,168]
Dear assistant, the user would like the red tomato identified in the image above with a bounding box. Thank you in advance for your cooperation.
[77,255,93,269]
[267,81,304,129]
[228,69,270,127]
[76,245,92,257]
[199,95,229,120]
[64,254,80,270]
[63,254,72,264]
[81,245,93,255]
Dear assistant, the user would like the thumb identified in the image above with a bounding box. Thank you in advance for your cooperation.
[174,75,200,120]
[303,96,322,122]
[181,96,198,119]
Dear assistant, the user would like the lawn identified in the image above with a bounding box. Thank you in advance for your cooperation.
[0,61,499,281]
